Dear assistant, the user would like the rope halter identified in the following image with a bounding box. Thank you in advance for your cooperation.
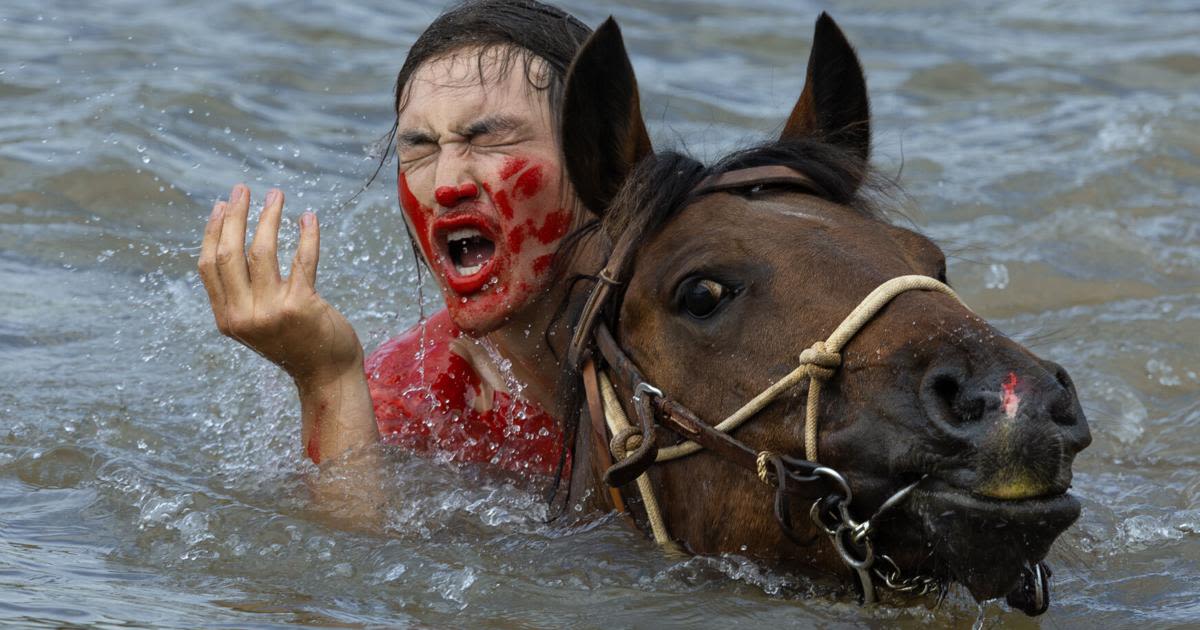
[653,274,965,464]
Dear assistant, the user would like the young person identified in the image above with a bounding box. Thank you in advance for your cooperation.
[197,1,596,482]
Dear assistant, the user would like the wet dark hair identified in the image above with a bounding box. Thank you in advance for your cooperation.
[392,0,591,125]
[350,0,591,216]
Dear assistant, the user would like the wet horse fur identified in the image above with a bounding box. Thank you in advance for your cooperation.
[552,14,1092,605]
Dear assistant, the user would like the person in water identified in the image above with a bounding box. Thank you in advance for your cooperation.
[197,1,595,481]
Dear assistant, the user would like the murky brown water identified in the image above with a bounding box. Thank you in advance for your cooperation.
[2,0,1198,627]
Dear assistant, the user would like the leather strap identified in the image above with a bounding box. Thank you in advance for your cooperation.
[693,165,825,198]
[582,359,627,512]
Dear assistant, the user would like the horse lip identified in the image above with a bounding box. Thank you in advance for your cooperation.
[899,480,1080,601]
[914,480,1081,523]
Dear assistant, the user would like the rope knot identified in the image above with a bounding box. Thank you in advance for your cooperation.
[799,341,841,381]
[756,450,777,486]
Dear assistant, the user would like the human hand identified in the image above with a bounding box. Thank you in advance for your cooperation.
[198,184,363,386]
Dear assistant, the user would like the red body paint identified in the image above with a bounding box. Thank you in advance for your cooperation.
[365,310,567,476]
[1002,372,1021,419]
[306,405,322,464]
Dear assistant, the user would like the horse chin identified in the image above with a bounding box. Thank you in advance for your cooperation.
[901,481,1080,601]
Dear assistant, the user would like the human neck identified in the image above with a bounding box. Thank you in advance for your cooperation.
[481,286,567,413]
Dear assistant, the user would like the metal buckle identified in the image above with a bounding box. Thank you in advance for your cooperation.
[633,382,663,404]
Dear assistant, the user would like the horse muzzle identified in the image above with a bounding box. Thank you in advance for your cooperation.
[901,479,1081,602]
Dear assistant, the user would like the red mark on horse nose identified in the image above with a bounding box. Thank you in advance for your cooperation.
[435,182,478,207]
[1002,372,1021,419]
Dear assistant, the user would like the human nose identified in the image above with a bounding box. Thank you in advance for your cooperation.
[433,149,479,208]
[435,182,479,207]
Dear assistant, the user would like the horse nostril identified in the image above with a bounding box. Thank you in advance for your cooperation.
[1044,361,1081,427]
[929,372,984,427]
[932,374,959,408]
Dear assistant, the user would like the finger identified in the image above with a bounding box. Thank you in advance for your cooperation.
[289,211,320,291]
[198,201,228,321]
[216,183,253,307]
[248,188,284,290]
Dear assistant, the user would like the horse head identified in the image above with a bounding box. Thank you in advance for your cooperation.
[557,14,1091,612]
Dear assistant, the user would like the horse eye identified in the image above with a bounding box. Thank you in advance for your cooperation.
[681,278,728,319]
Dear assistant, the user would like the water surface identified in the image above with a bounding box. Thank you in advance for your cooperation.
[2,0,1198,627]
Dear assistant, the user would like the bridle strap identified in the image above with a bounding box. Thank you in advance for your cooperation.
[582,358,627,513]
[566,165,822,371]
[693,164,826,198]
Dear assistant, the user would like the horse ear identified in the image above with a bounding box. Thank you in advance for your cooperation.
[781,13,871,164]
[561,17,653,215]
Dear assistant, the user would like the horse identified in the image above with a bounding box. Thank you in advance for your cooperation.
[551,13,1092,615]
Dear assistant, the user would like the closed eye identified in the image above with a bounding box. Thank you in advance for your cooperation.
[397,130,438,164]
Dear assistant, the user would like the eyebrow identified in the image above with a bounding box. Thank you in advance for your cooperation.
[396,128,437,150]
[455,114,523,139]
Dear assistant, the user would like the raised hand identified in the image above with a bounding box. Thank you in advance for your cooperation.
[198,184,364,385]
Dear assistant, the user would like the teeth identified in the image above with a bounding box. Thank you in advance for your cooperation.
[447,228,483,243]
[455,263,482,276]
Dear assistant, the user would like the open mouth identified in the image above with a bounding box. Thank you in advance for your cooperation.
[432,214,500,295]
[446,228,496,277]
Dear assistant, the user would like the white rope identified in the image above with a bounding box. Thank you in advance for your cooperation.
[598,372,676,550]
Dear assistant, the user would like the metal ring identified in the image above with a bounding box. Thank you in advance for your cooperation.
[813,466,853,505]
[809,500,839,536]
[633,382,664,404]
[1032,562,1047,613]
[851,520,872,545]
[834,525,875,571]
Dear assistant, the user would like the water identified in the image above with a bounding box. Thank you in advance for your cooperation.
[2,0,1198,626]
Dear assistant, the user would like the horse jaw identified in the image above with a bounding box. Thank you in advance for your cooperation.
[903,481,1080,601]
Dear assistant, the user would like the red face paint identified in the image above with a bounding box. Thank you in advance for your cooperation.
[533,209,571,244]
[399,155,573,336]
[532,254,554,275]
[434,182,478,207]
[1002,372,1021,419]
[499,156,529,181]
[514,165,543,200]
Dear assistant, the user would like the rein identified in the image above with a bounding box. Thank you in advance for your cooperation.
[567,165,970,603]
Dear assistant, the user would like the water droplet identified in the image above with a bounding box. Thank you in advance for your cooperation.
[985,263,1009,290]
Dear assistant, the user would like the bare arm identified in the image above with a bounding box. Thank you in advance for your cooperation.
[197,185,383,499]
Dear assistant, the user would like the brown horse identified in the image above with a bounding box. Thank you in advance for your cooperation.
[552,14,1092,614]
